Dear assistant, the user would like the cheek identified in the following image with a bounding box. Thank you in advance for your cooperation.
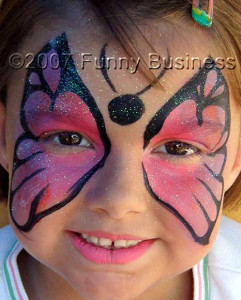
[9,83,110,230]
[10,139,104,228]
[142,152,224,242]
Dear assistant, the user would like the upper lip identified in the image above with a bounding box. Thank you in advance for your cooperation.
[74,230,151,241]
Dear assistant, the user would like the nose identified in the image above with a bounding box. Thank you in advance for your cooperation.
[84,148,148,219]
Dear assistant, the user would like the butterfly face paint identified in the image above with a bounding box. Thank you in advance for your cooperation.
[99,44,145,126]
[10,33,111,231]
[10,29,230,247]
[143,66,230,245]
[10,32,168,231]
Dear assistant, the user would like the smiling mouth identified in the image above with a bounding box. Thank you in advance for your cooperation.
[77,232,144,249]
[69,231,156,265]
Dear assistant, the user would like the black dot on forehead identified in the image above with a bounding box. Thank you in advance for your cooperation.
[108,94,145,126]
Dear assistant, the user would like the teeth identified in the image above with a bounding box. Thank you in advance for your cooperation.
[99,238,112,247]
[81,233,142,249]
[126,240,140,247]
[114,240,130,248]
[89,236,98,244]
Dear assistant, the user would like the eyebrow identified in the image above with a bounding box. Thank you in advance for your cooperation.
[100,44,171,96]
[136,50,171,97]
[100,44,117,93]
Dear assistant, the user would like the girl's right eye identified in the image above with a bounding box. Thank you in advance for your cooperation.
[40,131,95,154]
[51,132,93,147]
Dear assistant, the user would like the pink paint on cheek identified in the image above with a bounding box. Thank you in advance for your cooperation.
[204,153,225,175]
[197,166,223,200]
[11,152,46,191]
[193,181,217,222]
[10,33,112,231]
[11,148,102,226]
[143,97,227,239]
[11,167,48,226]
[11,91,105,226]
[16,139,41,160]
[143,154,210,237]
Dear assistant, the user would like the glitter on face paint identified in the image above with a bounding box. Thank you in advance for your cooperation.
[108,94,145,125]
[10,31,230,247]
[10,33,111,231]
[142,65,230,245]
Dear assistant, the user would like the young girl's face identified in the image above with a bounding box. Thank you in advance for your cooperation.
[2,10,241,300]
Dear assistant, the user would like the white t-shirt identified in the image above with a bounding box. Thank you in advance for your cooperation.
[0,216,240,300]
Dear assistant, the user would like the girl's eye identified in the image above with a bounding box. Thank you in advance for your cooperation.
[52,132,92,147]
[40,131,94,154]
[153,141,200,156]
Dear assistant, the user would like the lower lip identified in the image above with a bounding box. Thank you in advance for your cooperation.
[70,233,155,265]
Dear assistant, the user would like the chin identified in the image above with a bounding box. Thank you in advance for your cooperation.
[69,271,148,300]
[75,288,142,300]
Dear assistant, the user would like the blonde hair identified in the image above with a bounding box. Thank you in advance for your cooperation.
[0,0,240,221]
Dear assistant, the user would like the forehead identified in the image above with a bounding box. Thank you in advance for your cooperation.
[7,13,217,135]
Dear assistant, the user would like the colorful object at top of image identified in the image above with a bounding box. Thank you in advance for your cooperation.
[192,7,212,28]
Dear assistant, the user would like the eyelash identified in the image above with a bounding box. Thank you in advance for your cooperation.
[40,132,204,164]
[153,141,201,155]
[152,141,204,162]
[40,131,94,151]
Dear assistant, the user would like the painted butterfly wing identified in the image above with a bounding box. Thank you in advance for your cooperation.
[10,33,111,231]
[143,67,230,245]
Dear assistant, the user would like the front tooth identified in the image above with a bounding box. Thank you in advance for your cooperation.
[86,237,92,243]
[126,240,139,247]
[89,236,98,244]
[114,240,127,248]
[99,238,112,247]
[82,233,89,239]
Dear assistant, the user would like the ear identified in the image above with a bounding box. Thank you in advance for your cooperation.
[225,133,241,191]
[0,100,8,172]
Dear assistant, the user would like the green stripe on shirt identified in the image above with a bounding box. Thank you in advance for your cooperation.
[3,241,18,300]
[203,256,209,300]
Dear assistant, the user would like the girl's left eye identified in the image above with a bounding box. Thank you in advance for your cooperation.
[153,141,200,156]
